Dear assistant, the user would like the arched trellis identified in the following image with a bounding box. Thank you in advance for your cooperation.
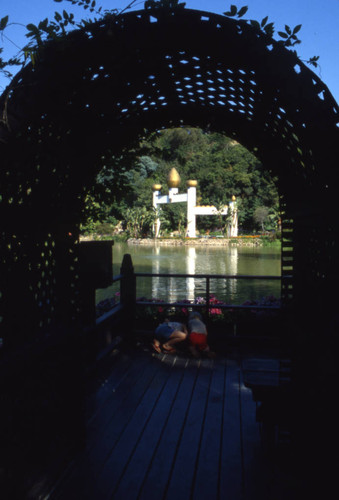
[1,7,339,348]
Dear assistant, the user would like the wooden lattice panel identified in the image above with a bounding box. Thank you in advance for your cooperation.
[0,8,338,346]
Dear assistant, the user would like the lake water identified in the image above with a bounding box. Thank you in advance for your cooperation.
[96,242,281,306]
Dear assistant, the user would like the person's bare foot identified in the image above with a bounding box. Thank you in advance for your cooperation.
[162,344,177,354]
[152,341,161,354]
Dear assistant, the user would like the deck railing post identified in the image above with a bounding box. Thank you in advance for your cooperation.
[120,254,136,335]
[206,277,210,318]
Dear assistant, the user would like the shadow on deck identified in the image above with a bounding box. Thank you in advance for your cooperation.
[20,335,312,500]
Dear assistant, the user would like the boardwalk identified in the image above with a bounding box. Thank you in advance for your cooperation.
[46,344,301,500]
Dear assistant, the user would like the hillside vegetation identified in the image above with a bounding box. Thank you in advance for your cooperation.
[81,127,280,237]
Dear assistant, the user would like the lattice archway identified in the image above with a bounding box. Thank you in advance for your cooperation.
[1,7,339,346]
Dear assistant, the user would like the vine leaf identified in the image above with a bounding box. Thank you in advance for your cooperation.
[264,22,274,36]
[0,15,9,30]
[237,6,248,17]
[261,16,268,27]
[224,4,237,17]
[26,24,41,38]
[277,31,289,39]
[307,55,320,67]
[250,20,260,30]
[230,5,237,16]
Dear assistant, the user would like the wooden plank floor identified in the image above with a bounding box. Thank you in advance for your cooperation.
[48,345,301,500]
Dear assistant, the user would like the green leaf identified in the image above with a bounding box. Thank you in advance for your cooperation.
[261,16,268,27]
[0,15,9,30]
[285,25,291,35]
[264,22,274,34]
[38,18,49,30]
[224,5,237,16]
[250,20,260,30]
[53,0,63,2]
[26,23,40,34]
[237,6,248,18]
[277,31,288,39]
[264,26,274,37]
[54,12,62,21]
[293,24,302,34]
[230,4,237,16]
[308,56,319,68]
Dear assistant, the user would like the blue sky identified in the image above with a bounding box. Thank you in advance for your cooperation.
[1,0,339,104]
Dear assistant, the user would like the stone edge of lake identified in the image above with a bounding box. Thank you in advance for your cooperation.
[127,238,264,246]
[79,236,271,246]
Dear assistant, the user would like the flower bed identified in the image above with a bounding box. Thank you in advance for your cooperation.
[96,292,281,324]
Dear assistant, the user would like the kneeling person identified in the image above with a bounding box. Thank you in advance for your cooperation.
[153,319,187,354]
[187,311,212,357]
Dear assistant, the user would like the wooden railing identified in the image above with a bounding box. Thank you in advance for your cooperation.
[95,254,288,330]
[89,253,291,363]
[133,272,282,314]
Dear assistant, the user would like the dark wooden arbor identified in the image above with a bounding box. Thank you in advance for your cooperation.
[0,7,338,496]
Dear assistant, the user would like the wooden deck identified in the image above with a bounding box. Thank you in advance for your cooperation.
[38,339,308,500]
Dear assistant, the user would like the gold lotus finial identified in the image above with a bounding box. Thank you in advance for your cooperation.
[187,179,198,187]
[167,167,181,188]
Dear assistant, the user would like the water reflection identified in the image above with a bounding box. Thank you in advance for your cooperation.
[186,247,196,301]
[227,246,238,300]
[101,242,281,305]
[150,245,239,303]
[152,246,161,300]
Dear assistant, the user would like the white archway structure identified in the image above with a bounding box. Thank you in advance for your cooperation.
[152,168,238,238]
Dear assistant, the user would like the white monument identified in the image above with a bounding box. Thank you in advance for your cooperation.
[152,168,238,238]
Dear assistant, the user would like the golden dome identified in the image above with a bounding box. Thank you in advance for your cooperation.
[167,168,181,188]
[232,195,236,201]
[187,179,198,187]
[152,184,162,191]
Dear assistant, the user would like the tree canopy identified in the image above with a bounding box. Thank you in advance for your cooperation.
[83,127,280,236]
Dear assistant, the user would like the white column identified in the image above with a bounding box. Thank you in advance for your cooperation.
[168,187,178,202]
[229,200,238,237]
[187,185,196,238]
[153,189,161,238]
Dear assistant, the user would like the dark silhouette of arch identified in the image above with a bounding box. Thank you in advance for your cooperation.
[2,9,339,340]
[1,8,338,345]
[0,9,338,491]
